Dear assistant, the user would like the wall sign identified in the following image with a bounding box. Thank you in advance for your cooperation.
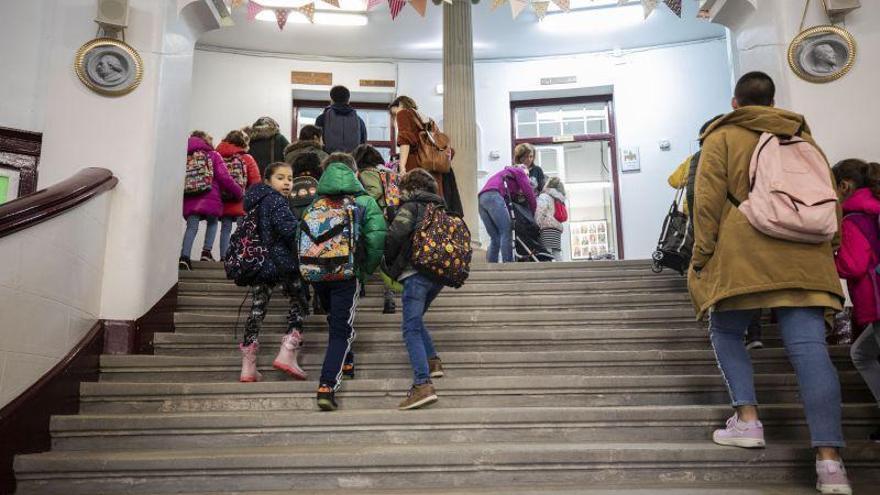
[291,71,333,85]
[360,79,396,88]
[620,146,640,173]
[540,76,577,86]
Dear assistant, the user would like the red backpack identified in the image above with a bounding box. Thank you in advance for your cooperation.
[553,199,568,223]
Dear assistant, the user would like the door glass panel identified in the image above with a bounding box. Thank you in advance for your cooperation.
[514,101,608,139]
[360,109,391,142]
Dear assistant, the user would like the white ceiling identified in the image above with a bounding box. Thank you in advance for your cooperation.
[197,0,726,60]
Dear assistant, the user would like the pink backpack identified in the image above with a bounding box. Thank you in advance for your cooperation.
[735,132,838,243]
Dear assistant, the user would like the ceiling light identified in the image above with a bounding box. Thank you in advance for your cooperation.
[255,10,368,26]
[538,4,642,33]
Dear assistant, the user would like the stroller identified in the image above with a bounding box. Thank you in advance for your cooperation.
[651,185,693,275]
[502,174,554,263]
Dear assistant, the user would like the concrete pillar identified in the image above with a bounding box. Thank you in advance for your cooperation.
[442,1,480,236]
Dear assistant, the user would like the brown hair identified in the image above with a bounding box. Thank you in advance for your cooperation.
[544,176,566,196]
[298,125,323,142]
[321,152,357,172]
[514,143,536,165]
[400,168,437,195]
[390,95,418,112]
[223,129,250,149]
[191,130,211,141]
[264,162,292,180]
[352,144,385,170]
[832,159,880,198]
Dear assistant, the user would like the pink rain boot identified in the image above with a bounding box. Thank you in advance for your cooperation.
[273,331,308,380]
[239,342,262,383]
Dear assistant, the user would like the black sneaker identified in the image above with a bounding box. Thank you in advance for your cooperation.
[869,427,880,443]
[200,249,215,262]
[178,256,192,271]
[359,285,366,298]
[342,363,355,380]
[383,299,396,314]
[317,385,337,411]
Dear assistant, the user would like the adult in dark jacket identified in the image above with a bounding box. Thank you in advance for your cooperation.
[284,124,329,166]
[246,116,289,177]
[315,86,367,154]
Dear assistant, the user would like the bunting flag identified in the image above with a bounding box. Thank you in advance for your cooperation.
[641,0,657,18]
[230,0,245,8]
[389,0,406,19]
[696,7,711,20]
[532,1,550,20]
[322,0,340,7]
[491,0,507,11]
[297,2,316,22]
[367,0,384,10]
[274,8,290,29]
[510,0,528,18]
[246,0,263,20]
[410,0,428,16]
[551,0,570,12]
[663,0,682,17]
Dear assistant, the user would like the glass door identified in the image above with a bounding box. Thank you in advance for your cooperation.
[293,101,395,161]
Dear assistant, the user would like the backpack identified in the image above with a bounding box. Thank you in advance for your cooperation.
[184,150,213,195]
[415,118,453,174]
[288,175,319,219]
[651,186,693,275]
[322,108,362,154]
[553,199,568,223]
[378,168,401,208]
[410,203,472,288]
[730,132,838,244]
[224,209,269,287]
[223,154,248,199]
[298,196,361,282]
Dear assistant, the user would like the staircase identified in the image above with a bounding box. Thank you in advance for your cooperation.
[13,260,880,494]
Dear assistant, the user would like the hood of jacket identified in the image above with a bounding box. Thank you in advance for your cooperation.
[701,106,809,140]
[326,103,356,116]
[316,162,366,196]
[544,188,566,202]
[249,117,280,141]
[244,183,278,211]
[842,187,880,216]
[284,140,322,156]
[216,141,246,158]
[188,136,213,154]
[401,189,444,206]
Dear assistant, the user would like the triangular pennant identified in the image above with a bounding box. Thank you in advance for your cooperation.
[297,2,316,22]
[246,0,264,20]
[491,0,507,11]
[322,0,340,7]
[641,0,657,19]
[510,0,528,18]
[550,0,569,12]
[275,8,290,29]
[230,0,245,8]
[410,0,428,17]
[663,0,682,17]
[367,0,384,9]
[532,1,550,20]
[389,0,406,19]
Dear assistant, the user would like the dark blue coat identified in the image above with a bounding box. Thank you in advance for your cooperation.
[244,184,299,285]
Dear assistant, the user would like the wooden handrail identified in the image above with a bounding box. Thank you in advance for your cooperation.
[0,167,118,240]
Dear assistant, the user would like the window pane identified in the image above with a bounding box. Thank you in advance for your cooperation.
[536,148,558,174]
[360,109,390,142]
[539,121,562,137]
[587,118,607,134]
[517,123,537,139]
[516,108,537,124]
[563,119,585,136]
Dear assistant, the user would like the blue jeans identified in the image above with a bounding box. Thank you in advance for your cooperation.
[710,307,844,448]
[402,273,443,385]
[220,216,239,259]
[478,191,512,263]
[181,215,218,258]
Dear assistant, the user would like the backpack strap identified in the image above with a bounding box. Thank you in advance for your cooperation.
[727,192,741,208]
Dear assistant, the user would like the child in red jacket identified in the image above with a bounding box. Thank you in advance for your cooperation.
[217,130,261,260]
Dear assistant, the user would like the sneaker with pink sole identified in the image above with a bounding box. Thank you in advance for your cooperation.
[712,414,766,448]
[816,460,852,495]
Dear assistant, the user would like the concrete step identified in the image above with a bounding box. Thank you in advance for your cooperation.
[79,373,874,414]
[176,292,693,313]
[152,328,732,355]
[188,259,659,273]
[15,441,880,494]
[97,347,856,383]
[50,404,880,452]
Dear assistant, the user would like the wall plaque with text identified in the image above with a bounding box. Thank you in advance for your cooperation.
[291,71,333,85]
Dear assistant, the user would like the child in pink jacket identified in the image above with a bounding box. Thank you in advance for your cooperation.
[832,158,880,442]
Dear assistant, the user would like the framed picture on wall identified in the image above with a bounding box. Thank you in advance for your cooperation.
[0,167,21,205]
[570,220,609,260]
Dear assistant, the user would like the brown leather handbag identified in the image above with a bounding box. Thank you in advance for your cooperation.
[415,118,453,174]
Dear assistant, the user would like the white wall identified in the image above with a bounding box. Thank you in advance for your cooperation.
[0,192,113,407]
[190,38,732,259]
[0,0,52,133]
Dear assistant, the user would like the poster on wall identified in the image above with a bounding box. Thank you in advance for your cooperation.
[570,220,609,260]
[620,146,640,173]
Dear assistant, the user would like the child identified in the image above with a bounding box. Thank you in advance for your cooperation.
[833,158,880,442]
[181,131,242,270]
[534,177,567,262]
[384,169,447,410]
[217,130,261,260]
[238,162,307,383]
[284,124,329,167]
[353,144,399,314]
[306,153,386,411]
[289,152,324,317]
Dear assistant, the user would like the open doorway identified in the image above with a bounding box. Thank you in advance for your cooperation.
[293,100,396,160]
[510,95,623,260]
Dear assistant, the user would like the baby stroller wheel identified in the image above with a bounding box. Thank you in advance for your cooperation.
[652,262,663,274]
[652,250,664,262]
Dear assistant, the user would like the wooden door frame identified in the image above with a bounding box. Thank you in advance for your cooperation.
[509,94,625,259]
[0,126,42,199]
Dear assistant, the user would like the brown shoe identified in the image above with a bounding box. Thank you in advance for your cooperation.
[398,383,438,410]
[428,357,444,378]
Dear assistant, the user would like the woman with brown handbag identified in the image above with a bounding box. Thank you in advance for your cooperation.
[389,96,451,198]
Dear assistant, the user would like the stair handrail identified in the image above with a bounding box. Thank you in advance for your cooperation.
[0,167,118,239]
